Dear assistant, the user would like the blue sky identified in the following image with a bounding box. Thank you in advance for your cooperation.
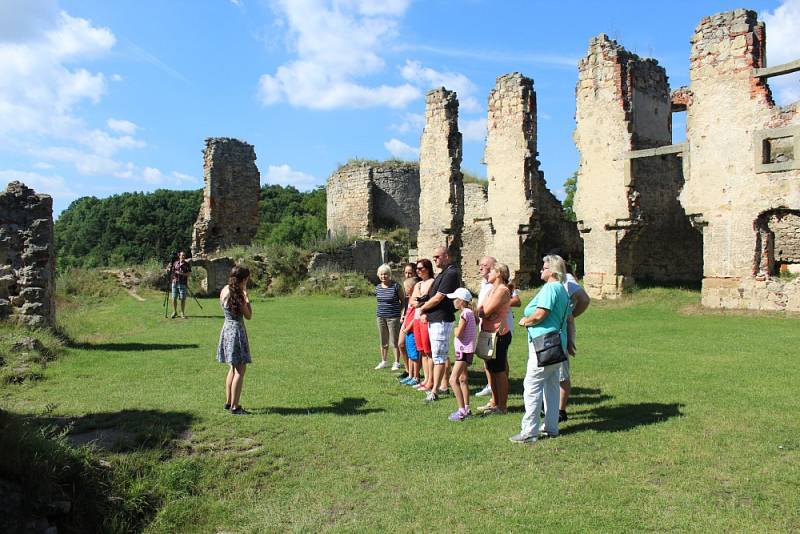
[1,0,798,217]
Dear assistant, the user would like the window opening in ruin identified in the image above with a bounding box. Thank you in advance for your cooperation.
[754,209,800,277]
[671,110,686,144]
[762,136,794,164]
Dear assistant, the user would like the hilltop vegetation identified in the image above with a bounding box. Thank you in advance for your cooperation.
[54,185,326,270]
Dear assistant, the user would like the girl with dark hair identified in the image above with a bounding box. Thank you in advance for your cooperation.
[410,258,435,392]
[217,265,253,415]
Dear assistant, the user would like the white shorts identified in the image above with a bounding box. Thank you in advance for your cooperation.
[428,321,454,365]
[559,358,570,382]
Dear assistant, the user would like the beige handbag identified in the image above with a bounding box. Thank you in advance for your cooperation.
[475,330,498,360]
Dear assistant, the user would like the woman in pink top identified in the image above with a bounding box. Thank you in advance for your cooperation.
[476,263,513,415]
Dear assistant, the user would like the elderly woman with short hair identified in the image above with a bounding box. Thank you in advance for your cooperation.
[374,263,404,370]
[511,254,571,444]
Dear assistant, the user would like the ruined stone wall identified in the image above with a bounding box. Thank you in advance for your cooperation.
[326,164,373,238]
[371,165,420,234]
[417,88,463,263]
[191,138,260,257]
[574,35,702,298]
[0,182,55,327]
[677,9,800,311]
[770,211,800,265]
[460,183,493,290]
[618,156,703,282]
[326,162,420,239]
[484,73,581,286]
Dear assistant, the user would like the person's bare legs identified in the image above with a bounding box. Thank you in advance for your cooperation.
[225,365,234,406]
[485,371,497,408]
[432,362,445,396]
[180,297,186,318]
[492,370,509,412]
[559,378,571,410]
[422,355,433,387]
[230,363,247,409]
[449,361,468,410]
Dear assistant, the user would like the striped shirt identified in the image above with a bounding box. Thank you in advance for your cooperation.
[375,282,402,318]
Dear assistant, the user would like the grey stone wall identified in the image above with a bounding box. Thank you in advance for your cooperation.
[417,88,463,263]
[191,138,261,257]
[0,182,56,327]
[460,183,493,291]
[307,240,385,283]
[325,162,419,239]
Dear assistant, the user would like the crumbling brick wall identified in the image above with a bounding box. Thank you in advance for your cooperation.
[574,35,702,298]
[326,162,419,239]
[417,88,464,263]
[191,137,260,257]
[678,9,800,311]
[0,182,56,327]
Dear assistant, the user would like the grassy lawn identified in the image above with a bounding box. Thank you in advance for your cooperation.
[3,288,799,532]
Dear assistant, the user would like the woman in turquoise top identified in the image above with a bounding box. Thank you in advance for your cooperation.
[510,254,571,444]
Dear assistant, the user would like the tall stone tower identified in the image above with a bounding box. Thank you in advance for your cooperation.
[416,88,463,265]
[191,138,261,257]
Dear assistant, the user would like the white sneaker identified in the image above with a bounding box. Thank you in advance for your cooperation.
[475,385,492,397]
[374,361,388,370]
[391,362,401,371]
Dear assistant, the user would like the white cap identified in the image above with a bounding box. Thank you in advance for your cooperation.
[446,287,472,302]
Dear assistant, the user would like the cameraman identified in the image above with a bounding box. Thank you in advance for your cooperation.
[167,250,192,319]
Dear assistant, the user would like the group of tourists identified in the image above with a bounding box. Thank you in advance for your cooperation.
[209,241,592,445]
[374,247,590,443]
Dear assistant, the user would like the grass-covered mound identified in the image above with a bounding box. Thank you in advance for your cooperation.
[2,287,799,531]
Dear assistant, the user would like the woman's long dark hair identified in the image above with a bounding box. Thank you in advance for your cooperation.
[227,265,250,316]
[415,258,434,280]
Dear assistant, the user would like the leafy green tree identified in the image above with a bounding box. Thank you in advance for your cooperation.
[562,171,578,222]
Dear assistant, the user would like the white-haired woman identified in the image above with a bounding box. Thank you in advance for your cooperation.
[374,264,404,370]
[511,255,571,444]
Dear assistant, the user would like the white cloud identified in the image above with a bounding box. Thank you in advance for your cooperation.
[390,112,425,133]
[460,117,487,142]
[229,0,243,6]
[400,60,481,111]
[762,0,800,105]
[0,169,78,199]
[384,138,419,159]
[172,171,199,185]
[257,0,419,109]
[110,73,123,81]
[107,118,138,134]
[33,161,54,169]
[264,164,319,190]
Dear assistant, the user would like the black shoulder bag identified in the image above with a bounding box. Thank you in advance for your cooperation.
[532,300,570,367]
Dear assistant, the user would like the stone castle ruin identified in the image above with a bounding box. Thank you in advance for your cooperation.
[326,161,420,238]
[574,9,799,311]
[191,137,260,257]
[0,182,56,327]
[190,137,260,295]
[329,79,583,290]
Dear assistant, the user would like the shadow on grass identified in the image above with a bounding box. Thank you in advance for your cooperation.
[27,409,195,451]
[253,397,384,416]
[561,402,684,434]
[69,342,199,351]
[569,386,614,406]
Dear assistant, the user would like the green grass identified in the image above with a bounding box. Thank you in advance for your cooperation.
[2,288,799,532]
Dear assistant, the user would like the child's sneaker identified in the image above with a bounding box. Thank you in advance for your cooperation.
[406,378,420,386]
[374,361,388,370]
[448,408,465,421]
[391,362,401,371]
[425,391,439,402]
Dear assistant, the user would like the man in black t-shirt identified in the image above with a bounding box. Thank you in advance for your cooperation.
[418,246,459,402]
[166,251,191,319]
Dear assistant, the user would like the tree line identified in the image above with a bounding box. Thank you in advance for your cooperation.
[55,185,326,270]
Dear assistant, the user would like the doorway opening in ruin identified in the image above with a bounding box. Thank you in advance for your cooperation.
[615,155,703,288]
[754,208,800,277]
[189,264,208,297]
